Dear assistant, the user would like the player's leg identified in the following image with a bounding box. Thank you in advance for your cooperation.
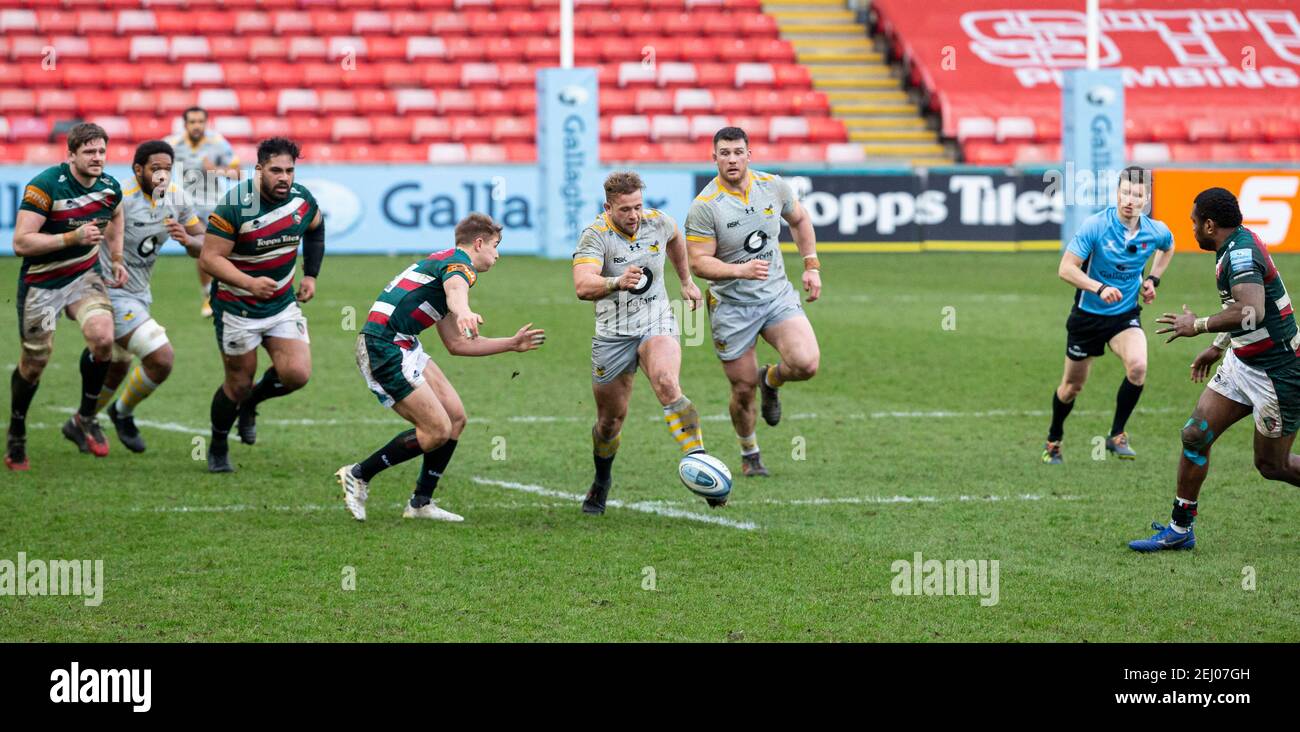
[390,380,462,521]
[1129,384,1251,552]
[1104,324,1147,458]
[756,309,820,428]
[721,346,768,477]
[104,318,173,453]
[7,283,57,470]
[405,358,469,512]
[208,348,258,473]
[237,308,311,445]
[1043,356,1093,463]
[639,334,705,456]
[586,372,634,515]
[1248,363,1300,486]
[61,280,115,458]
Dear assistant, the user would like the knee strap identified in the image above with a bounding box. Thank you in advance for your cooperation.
[126,319,169,360]
[1181,417,1214,466]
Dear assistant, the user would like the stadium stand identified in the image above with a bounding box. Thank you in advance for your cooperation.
[870,0,1300,166]
[2,0,954,165]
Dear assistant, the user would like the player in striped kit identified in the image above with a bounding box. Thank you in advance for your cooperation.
[7,123,128,470]
[199,138,323,473]
[165,107,240,318]
[335,213,546,522]
[93,140,207,453]
[571,171,711,513]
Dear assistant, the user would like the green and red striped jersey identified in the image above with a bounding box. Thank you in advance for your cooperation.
[205,179,319,319]
[17,163,122,289]
[361,248,478,349]
[1215,225,1300,373]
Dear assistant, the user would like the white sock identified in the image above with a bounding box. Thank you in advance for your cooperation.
[1169,523,1189,534]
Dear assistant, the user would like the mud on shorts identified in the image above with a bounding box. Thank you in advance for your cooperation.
[706,280,804,362]
[16,269,112,360]
[1207,350,1300,437]
[356,332,430,408]
[214,301,309,356]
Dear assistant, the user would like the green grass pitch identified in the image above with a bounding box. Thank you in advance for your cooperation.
[1,251,1297,642]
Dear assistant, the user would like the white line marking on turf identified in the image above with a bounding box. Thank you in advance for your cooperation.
[49,406,201,433]
[470,476,759,531]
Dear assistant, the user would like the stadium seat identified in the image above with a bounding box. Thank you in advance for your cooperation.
[117,10,157,35]
[474,89,512,115]
[674,89,714,115]
[130,37,170,62]
[438,89,476,114]
[734,63,774,88]
[689,115,728,141]
[1263,118,1300,142]
[183,63,224,88]
[412,117,453,142]
[289,38,329,62]
[197,88,240,113]
[129,116,176,142]
[36,89,77,115]
[618,62,657,88]
[157,89,196,114]
[91,116,131,142]
[996,117,1035,142]
[427,143,469,164]
[213,115,253,142]
[237,90,277,115]
[373,116,415,142]
[826,142,867,163]
[492,117,533,143]
[8,116,50,141]
[332,117,372,142]
[451,117,493,143]
[236,12,273,35]
[635,89,673,114]
[77,90,119,116]
[1187,118,1228,143]
[252,116,292,139]
[320,89,359,114]
[210,38,252,61]
[396,88,438,113]
[957,117,996,141]
[1130,143,1171,164]
[290,117,331,142]
[769,116,809,142]
[1150,119,1189,143]
[610,115,651,141]
[601,89,636,114]
[408,37,448,61]
[651,115,689,141]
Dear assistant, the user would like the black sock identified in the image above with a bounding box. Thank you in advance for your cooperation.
[1047,390,1074,442]
[414,438,459,500]
[9,369,39,437]
[78,349,110,417]
[354,429,422,481]
[1111,378,1144,437]
[245,368,290,409]
[594,454,615,484]
[210,386,239,444]
[1171,497,1198,529]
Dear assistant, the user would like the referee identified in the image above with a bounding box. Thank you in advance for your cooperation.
[1042,166,1174,464]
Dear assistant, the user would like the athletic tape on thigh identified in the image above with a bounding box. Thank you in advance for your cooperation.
[74,300,113,327]
[126,319,169,359]
[111,342,132,363]
[1181,417,1214,466]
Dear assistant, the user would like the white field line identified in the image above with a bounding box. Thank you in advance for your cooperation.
[137,500,572,514]
[470,476,760,531]
[49,405,1183,431]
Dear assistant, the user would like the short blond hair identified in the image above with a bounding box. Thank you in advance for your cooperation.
[454,212,503,246]
[604,171,644,202]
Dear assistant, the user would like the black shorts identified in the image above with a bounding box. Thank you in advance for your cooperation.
[1065,306,1141,361]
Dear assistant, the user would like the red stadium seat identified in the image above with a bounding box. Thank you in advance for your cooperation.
[373,116,414,142]
[263,62,305,87]
[368,37,406,60]
[238,90,277,115]
[198,88,240,113]
[474,89,512,115]
[156,90,197,114]
[251,116,292,139]
[808,117,846,142]
[376,143,427,162]
[634,89,673,114]
[1149,119,1188,143]
[320,90,359,114]
[432,12,469,35]
[36,11,78,35]
[1263,118,1300,142]
[1188,118,1228,142]
[210,38,251,61]
[36,89,77,114]
[129,116,175,141]
[9,117,50,141]
[499,63,534,87]
[419,63,458,88]
[395,88,438,113]
[356,89,396,113]
[601,89,636,114]
[467,11,503,36]
[290,117,331,142]
[446,37,485,61]
[507,88,536,114]
[492,117,533,142]
[411,117,452,142]
[77,90,119,116]
[505,143,536,162]
[427,143,468,164]
[438,89,476,114]
[1228,117,1263,143]
[235,12,272,35]
[332,117,372,142]
[451,117,493,143]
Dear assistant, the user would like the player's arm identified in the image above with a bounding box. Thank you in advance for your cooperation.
[297,210,324,303]
[1058,251,1122,304]
[687,236,767,281]
[1157,283,1265,343]
[104,200,127,287]
[782,200,821,302]
[437,276,544,355]
[199,217,278,299]
[12,210,97,256]
[665,225,702,309]
[573,262,641,300]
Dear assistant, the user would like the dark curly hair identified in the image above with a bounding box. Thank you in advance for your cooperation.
[1193,187,1243,229]
[257,137,300,165]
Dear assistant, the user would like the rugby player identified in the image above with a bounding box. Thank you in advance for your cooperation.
[166,106,239,318]
[335,214,546,522]
[684,127,822,478]
[200,137,323,473]
[572,171,710,513]
[1042,166,1173,464]
[93,140,206,453]
[7,123,127,470]
[1133,188,1300,551]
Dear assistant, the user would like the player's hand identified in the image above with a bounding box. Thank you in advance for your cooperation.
[110,260,128,288]
[803,269,821,303]
[248,276,279,300]
[202,157,216,171]
[455,309,483,340]
[296,276,316,303]
[164,218,188,245]
[617,265,644,291]
[679,278,703,310]
[1098,284,1123,304]
[512,322,546,352]
[73,222,103,247]
[1140,278,1157,305]
[1155,304,1198,342]
[1190,346,1224,383]
[739,259,770,280]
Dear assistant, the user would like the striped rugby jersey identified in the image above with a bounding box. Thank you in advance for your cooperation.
[1215,225,1300,373]
[361,248,478,349]
[205,179,319,319]
[17,163,122,289]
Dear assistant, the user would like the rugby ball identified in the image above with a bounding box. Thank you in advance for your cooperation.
[678,453,733,499]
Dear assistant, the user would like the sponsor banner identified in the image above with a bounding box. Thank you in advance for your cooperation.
[0,164,697,256]
[873,0,1300,136]
[1152,169,1300,252]
[692,170,1064,249]
[538,67,602,259]
[1061,69,1125,246]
